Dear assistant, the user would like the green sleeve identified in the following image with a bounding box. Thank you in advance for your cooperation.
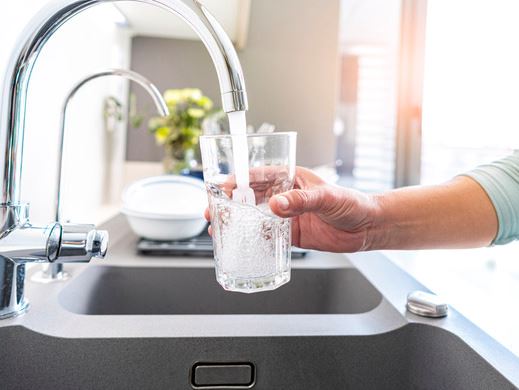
[462,151,519,245]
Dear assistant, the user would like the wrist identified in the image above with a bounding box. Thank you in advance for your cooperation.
[363,192,391,251]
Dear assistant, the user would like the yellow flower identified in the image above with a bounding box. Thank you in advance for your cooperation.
[154,126,171,144]
[182,88,202,100]
[187,107,205,118]
[163,89,181,106]
[197,95,213,110]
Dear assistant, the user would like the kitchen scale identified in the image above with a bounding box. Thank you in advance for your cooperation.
[137,229,307,258]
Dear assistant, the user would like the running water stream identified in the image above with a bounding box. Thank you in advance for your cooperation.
[227,111,254,204]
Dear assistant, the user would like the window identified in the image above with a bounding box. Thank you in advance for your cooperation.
[421,0,519,184]
[336,0,401,191]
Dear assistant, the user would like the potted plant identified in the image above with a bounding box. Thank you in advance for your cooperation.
[148,88,214,175]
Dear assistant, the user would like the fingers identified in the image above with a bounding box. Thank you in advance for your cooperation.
[204,208,212,236]
[293,166,326,189]
[207,166,320,208]
[208,165,328,229]
[269,188,327,218]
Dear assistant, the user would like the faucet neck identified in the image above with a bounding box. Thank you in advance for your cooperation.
[0,0,248,206]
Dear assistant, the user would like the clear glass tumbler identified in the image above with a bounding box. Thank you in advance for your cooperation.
[200,132,297,293]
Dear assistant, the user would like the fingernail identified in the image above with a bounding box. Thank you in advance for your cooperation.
[276,195,289,210]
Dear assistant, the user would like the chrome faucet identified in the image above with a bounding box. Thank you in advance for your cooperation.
[32,69,169,283]
[0,0,248,319]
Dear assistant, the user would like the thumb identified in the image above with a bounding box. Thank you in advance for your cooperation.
[269,188,326,218]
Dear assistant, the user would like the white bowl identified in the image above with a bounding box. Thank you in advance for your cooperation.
[121,175,207,241]
[122,209,207,241]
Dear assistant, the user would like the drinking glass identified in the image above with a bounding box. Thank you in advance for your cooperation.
[200,132,297,293]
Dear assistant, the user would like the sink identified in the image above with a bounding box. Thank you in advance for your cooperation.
[1,216,518,389]
[59,266,382,315]
[0,322,515,389]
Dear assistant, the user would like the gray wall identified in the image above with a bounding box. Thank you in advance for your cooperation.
[127,0,340,167]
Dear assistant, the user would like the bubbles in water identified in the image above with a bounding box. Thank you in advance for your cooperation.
[211,197,291,279]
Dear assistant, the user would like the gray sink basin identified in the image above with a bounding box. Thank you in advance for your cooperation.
[59,266,382,315]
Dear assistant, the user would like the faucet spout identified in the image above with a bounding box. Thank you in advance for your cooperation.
[34,68,163,282]
[0,0,248,205]
[55,68,169,222]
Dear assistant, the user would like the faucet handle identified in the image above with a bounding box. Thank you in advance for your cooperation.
[91,229,109,258]
[55,224,109,263]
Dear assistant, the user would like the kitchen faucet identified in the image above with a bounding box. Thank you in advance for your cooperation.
[0,0,248,319]
[32,69,169,283]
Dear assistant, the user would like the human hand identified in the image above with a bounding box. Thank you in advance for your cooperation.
[205,166,379,253]
[267,167,380,252]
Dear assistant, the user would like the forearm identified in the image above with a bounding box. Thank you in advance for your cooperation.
[367,176,498,250]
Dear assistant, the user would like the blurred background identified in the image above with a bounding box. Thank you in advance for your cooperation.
[1,0,519,354]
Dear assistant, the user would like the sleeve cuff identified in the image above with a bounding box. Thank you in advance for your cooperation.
[462,159,519,245]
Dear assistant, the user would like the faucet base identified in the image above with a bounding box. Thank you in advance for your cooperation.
[0,259,29,320]
[0,300,29,320]
[31,264,70,284]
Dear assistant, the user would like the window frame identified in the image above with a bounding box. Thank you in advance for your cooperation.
[394,0,428,187]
